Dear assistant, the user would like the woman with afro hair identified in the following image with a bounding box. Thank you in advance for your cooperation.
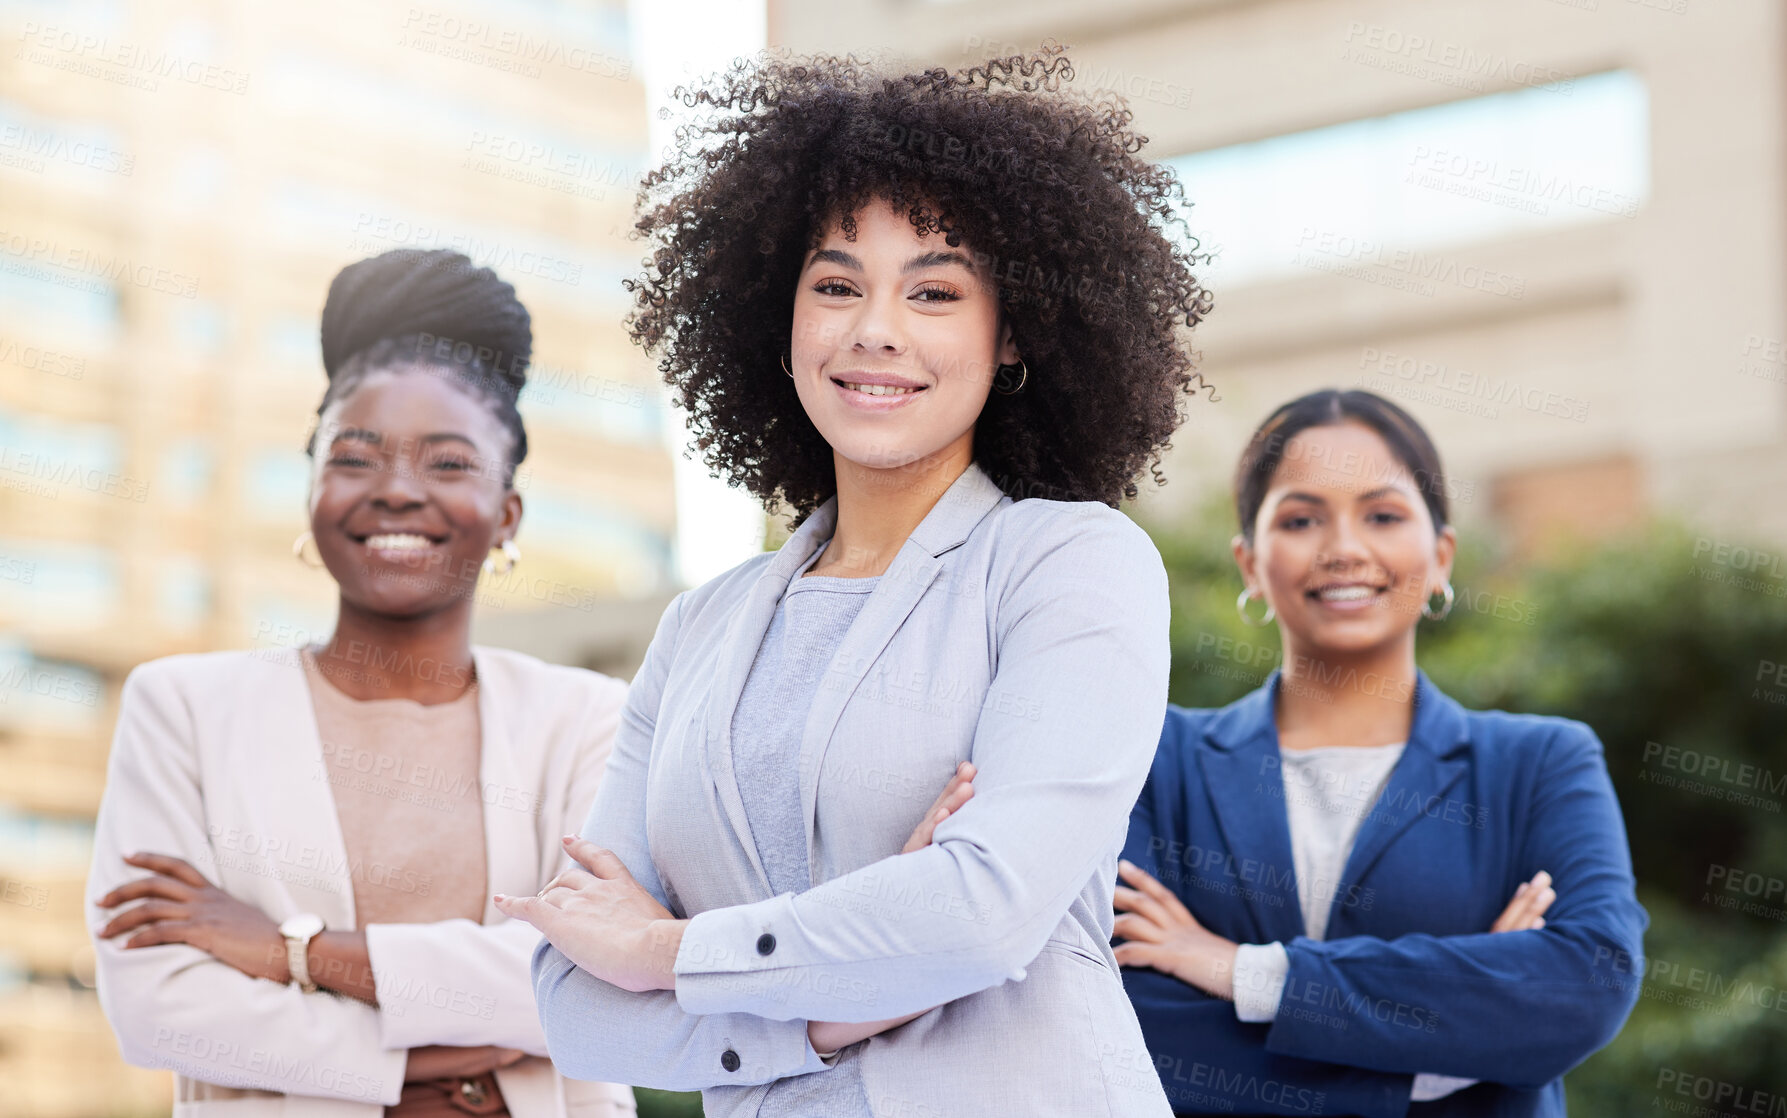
[498,48,1213,1117]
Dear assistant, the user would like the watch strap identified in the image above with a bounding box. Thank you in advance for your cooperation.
[285,929,319,993]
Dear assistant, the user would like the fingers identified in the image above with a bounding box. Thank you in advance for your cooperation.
[124,919,194,949]
[100,899,187,938]
[494,1048,528,1068]
[1118,860,1196,924]
[98,874,194,909]
[1112,941,1169,973]
[123,852,212,890]
[492,892,553,931]
[1112,912,1166,944]
[1490,871,1555,933]
[902,764,977,854]
[562,836,631,880]
[1112,885,1180,934]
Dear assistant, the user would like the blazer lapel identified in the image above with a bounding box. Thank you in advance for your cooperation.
[701,495,841,897]
[796,463,1008,876]
[1195,678,1305,944]
[469,648,538,918]
[246,648,359,930]
[1328,671,1471,929]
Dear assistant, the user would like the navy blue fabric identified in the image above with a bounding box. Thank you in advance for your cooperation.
[1121,669,1647,1118]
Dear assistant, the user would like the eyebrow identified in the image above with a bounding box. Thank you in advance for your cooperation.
[327,429,478,450]
[1277,486,1411,506]
[806,248,978,276]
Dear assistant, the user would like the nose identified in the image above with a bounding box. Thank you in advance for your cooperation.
[1317,515,1374,571]
[369,460,427,509]
[847,287,908,358]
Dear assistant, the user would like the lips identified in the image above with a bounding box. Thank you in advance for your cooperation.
[1306,581,1390,610]
[347,529,449,565]
[829,374,928,412]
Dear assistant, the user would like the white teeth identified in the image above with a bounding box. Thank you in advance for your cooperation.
[365,533,434,550]
[1318,585,1377,601]
[843,382,918,397]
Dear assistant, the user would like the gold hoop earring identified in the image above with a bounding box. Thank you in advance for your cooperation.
[994,359,1028,395]
[1421,580,1455,621]
[292,531,325,570]
[482,539,521,577]
[1236,586,1275,627]
[780,354,793,378]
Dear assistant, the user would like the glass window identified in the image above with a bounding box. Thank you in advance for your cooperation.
[1163,70,1649,290]
[157,555,212,630]
[0,642,106,729]
[159,438,213,505]
[0,540,119,628]
[519,481,671,596]
[0,270,119,347]
[245,447,312,514]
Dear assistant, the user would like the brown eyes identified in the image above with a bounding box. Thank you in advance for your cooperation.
[809,280,963,302]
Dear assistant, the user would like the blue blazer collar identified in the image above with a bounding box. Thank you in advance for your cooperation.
[1192,667,1472,943]
[1202,667,1469,759]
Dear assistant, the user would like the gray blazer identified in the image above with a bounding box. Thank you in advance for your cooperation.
[532,461,1176,1117]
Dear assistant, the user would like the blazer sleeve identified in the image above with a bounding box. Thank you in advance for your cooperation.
[529,592,834,1091]
[672,507,1171,1023]
[1116,746,1416,1118]
[362,674,629,1053]
[85,662,407,1106]
[1262,722,1648,1086]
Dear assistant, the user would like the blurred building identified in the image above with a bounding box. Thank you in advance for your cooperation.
[0,0,671,1112]
[771,0,1787,559]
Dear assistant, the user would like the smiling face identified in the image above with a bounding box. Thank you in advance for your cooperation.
[1234,421,1456,658]
[788,198,1020,475]
[308,366,521,619]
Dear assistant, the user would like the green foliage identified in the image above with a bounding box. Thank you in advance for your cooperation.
[635,1088,705,1118]
[1147,503,1787,1108]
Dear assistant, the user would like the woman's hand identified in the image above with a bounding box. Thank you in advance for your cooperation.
[806,762,978,1056]
[96,853,287,982]
[1490,871,1555,932]
[902,761,976,853]
[1110,863,1559,1001]
[404,1045,528,1082]
[493,837,684,993]
[1112,859,1239,999]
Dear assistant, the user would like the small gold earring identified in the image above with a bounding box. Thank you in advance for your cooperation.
[482,539,521,577]
[292,531,325,569]
[994,359,1028,395]
[780,354,793,378]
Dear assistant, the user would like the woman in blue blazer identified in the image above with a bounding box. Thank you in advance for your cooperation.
[1115,389,1646,1117]
[493,50,1214,1118]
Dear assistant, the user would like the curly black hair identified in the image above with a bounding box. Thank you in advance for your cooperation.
[623,45,1215,522]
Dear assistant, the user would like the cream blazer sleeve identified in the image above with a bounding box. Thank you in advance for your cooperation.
[86,658,407,1106]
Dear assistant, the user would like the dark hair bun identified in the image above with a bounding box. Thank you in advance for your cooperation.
[320,248,531,394]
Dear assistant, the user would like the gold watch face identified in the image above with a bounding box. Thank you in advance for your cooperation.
[279,913,325,940]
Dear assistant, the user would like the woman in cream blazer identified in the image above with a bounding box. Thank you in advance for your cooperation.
[87,646,636,1117]
[84,249,634,1117]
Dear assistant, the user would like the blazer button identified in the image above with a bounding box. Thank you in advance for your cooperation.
[721,1049,741,1072]
[756,933,777,956]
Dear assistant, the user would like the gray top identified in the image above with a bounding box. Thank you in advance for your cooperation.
[730,541,878,1116]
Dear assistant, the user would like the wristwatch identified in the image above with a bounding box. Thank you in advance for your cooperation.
[278,913,325,993]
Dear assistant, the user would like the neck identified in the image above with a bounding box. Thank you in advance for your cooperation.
[1272,631,1418,750]
[809,433,974,578]
[311,598,477,704]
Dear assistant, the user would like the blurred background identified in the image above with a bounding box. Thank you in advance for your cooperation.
[1,0,1782,1113]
